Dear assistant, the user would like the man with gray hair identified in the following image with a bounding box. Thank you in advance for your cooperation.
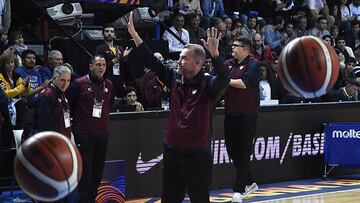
[36,65,72,138]
[39,50,79,83]
[39,50,63,81]
[128,12,229,202]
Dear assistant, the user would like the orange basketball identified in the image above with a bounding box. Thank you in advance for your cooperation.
[14,131,82,202]
[278,36,340,98]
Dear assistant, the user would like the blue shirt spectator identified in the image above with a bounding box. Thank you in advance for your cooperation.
[201,0,227,28]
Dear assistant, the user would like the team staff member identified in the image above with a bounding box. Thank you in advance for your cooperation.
[127,12,229,202]
[224,37,261,203]
[67,55,114,203]
[36,65,72,139]
[35,65,72,202]
[95,23,132,98]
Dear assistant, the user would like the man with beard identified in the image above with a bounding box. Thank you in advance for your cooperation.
[95,23,132,98]
[15,49,52,106]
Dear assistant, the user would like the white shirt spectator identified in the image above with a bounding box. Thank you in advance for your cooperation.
[349,2,360,21]
[162,26,190,53]
[179,0,203,15]
[303,0,324,14]
[275,0,294,11]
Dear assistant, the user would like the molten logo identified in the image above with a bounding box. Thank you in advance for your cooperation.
[332,129,360,139]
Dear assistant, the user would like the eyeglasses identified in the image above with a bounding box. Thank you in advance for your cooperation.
[104,30,114,33]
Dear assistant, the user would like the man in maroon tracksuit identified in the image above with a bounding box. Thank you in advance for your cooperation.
[127,12,229,202]
[224,37,261,203]
[66,55,114,203]
[36,65,72,139]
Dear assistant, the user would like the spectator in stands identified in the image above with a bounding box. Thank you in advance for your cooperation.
[354,45,360,62]
[330,24,340,41]
[345,20,360,50]
[241,14,258,42]
[274,0,295,17]
[230,18,244,41]
[36,65,72,139]
[213,18,232,59]
[283,21,297,43]
[1,0,11,34]
[264,16,287,55]
[134,65,162,110]
[179,0,203,16]
[302,0,335,28]
[95,23,132,98]
[66,55,114,203]
[309,16,330,38]
[15,50,51,107]
[163,13,190,54]
[203,56,214,75]
[335,36,355,65]
[252,33,273,64]
[0,52,29,130]
[224,37,260,202]
[122,86,144,111]
[39,50,80,85]
[8,31,27,65]
[186,13,206,45]
[333,0,353,33]
[128,11,229,202]
[0,52,28,99]
[322,35,335,47]
[349,0,360,21]
[38,50,63,81]
[294,16,310,37]
[334,56,357,90]
[322,67,360,102]
[0,31,8,55]
[201,0,228,29]
[224,17,233,31]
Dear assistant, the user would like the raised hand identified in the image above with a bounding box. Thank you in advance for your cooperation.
[126,11,143,47]
[201,27,222,58]
[127,12,136,35]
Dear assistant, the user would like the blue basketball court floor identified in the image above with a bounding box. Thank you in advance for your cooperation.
[2,175,360,202]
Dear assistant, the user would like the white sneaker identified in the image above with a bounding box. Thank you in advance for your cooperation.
[243,182,258,197]
[232,192,243,203]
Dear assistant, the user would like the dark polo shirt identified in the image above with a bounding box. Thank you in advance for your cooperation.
[224,56,261,115]
[67,73,113,135]
[137,43,230,154]
[36,84,72,138]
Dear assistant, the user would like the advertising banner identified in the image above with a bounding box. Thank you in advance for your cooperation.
[324,123,360,167]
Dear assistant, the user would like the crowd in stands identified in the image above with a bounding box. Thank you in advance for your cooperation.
[1,0,360,149]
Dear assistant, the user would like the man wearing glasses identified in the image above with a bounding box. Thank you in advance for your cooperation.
[95,23,132,98]
[224,38,261,203]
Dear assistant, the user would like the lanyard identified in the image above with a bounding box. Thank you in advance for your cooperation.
[87,74,106,102]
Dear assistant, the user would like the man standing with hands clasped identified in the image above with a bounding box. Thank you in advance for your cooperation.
[127,11,229,202]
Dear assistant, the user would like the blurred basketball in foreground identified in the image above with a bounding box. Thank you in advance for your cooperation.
[278,36,340,98]
[14,131,82,202]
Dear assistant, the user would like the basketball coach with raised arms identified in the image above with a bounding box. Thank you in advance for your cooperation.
[66,55,114,203]
[127,11,229,202]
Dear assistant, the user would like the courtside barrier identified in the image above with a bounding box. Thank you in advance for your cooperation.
[107,102,360,199]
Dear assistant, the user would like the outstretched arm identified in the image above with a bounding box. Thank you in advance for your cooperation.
[201,28,229,100]
[127,12,143,47]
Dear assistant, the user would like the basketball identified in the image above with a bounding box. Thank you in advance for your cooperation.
[14,131,82,202]
[278,36,340,98]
